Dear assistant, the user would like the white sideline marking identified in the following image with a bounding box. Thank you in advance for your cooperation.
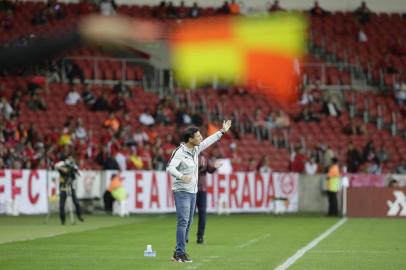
[274,218,348,270]
[311,250,406,254]
[188,256,219,269]
[236,233,271,248]
[188,234,268,269]
[0,218,149,245]
[192,234,270,269]
[1,233,58,244]
[0,224,119,245]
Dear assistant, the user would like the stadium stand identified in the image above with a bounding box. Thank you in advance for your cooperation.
[0,0,405,174]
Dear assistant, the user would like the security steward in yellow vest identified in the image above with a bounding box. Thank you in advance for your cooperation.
[327,157,340,216]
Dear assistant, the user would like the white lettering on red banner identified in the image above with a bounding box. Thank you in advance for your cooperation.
[105,171,298,213]
[387,191,406,216]
[0,170,48,214]
[0,170,298,214]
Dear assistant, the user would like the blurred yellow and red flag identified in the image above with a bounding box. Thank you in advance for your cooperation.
[170,13,307,104]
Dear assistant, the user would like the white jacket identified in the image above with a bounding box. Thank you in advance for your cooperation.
[166,131,223,193]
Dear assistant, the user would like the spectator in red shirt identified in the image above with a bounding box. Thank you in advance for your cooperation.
[162,133,176,161]
[146,126,158,144]
[75,138,88,160]
[246,157,258,172]
[45,127,60,145]
[4,115,17,140]
[106,136,121,157]
[290,145,305,173]
[138,144,152,170]
[24,142,36,162]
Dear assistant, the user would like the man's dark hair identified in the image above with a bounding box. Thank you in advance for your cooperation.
[181,126,199,143]
[388,179,398,188]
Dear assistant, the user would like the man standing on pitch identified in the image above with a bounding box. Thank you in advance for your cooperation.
[196,153,222,244]
[167,120,232,263]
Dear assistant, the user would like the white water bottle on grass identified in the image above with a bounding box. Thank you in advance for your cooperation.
[144,244,156,257]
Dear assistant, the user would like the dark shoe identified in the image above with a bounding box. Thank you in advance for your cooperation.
[77,216,84,222]
[171,250,176,262]
[186,239,188,244]
[197,237,204,244]
[181,253,192,263]
[172,253,192,263]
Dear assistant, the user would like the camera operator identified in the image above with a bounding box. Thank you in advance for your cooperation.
[55,156,84,225]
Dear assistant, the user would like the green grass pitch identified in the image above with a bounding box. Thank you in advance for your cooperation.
[0,214,405,270]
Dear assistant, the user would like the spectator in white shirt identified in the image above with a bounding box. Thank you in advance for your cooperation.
[133,127,149,146]
[115,151,127,171]
[305,157,318,175]
[74,118,87,139]
[0,97,14,119]
[299,88,314,105]
[65,88,81,105]
[358,28,368,43]
[394,81,406,105]
[139,109,155,126]
[100,0,116,16]
[259,156,272,174]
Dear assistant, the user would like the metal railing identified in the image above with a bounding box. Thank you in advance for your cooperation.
[301,62,369,90]
[61,56,157,89]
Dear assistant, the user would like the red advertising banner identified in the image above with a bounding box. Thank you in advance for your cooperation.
[0,170,299,214]
[104,171,299,213]
[347,187,406,218]
[346,174,386,187]
[0,170,48,214]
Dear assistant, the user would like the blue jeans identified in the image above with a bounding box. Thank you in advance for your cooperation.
[174,191,196,255]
